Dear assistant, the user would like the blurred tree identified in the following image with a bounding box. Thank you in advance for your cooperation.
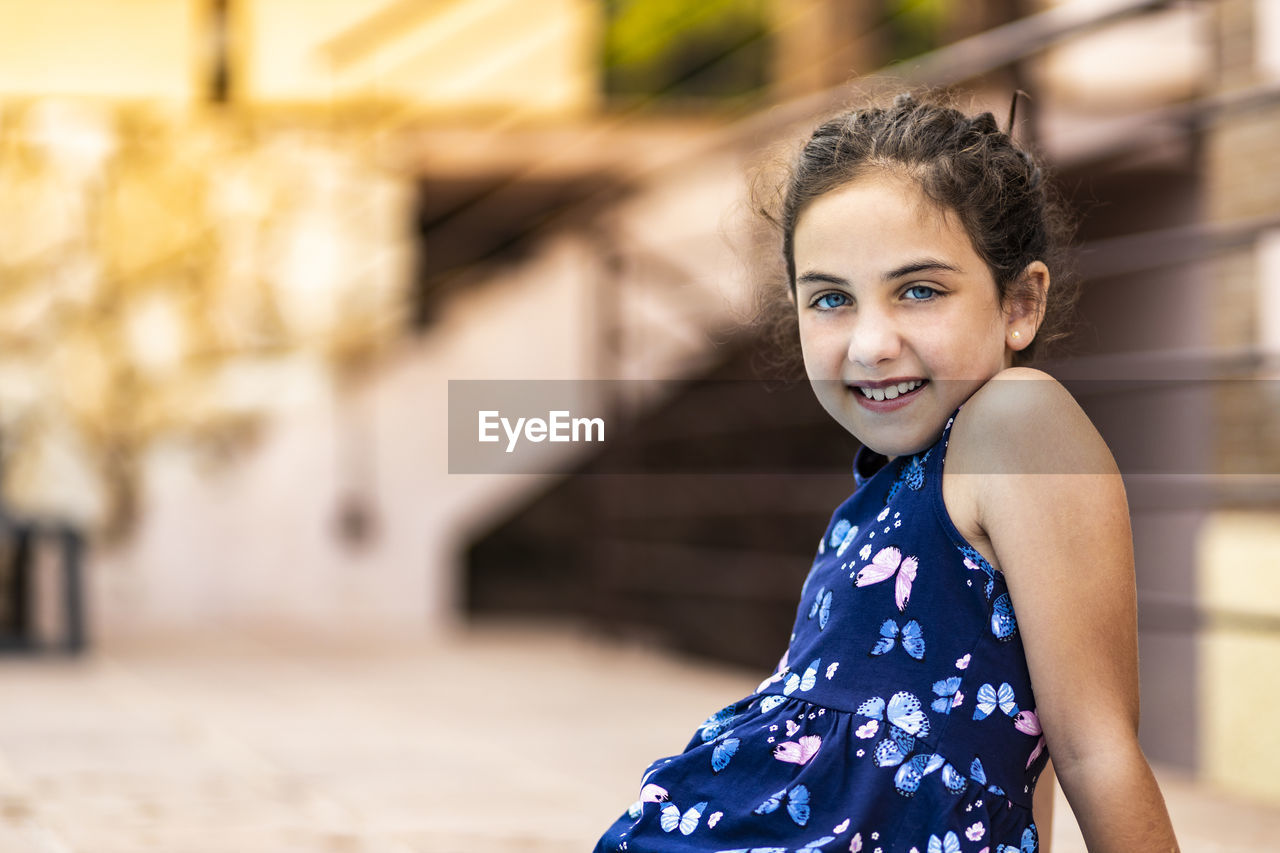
[883,0,950,60]
[603,0,771,101]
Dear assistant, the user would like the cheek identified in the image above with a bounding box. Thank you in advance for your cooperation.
[797,324,842,378]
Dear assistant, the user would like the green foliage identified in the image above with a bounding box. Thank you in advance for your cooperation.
[884,0,950,60]
[603,0,770,100]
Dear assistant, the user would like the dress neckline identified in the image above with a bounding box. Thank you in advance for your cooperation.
[852,445,891,488]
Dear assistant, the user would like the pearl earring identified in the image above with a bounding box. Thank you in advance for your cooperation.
[1011,330,1022,341]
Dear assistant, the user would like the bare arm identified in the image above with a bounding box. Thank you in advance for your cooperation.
[1034,761,1055,853]
[959,369,1178,852]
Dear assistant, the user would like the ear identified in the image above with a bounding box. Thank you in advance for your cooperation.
[1005,261,1049,351]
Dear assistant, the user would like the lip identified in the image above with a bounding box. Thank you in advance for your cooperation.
[849,378,928,412]
[851,377,926,390]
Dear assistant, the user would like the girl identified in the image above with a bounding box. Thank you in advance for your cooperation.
[594,93,1179,852]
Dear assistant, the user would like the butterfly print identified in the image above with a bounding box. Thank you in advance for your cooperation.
[699,702,743,742]
[973,682,1019,720]
[870,618,925,660]
[830,518,852,549]
[927,830,961,853]
[931,676,962,714]
[969,756,1007,798]
[809,587,832,630]
[996,824,1039,853]
[991,592,1018,641]
[856,691,939,796]
[659,800,707,835]
[773,734,822,765]
[711,735,740,773]
[783,659,821,696]
[887,450,929,501]
[1014,709,1047,769]
[854,546,919,611]
[754,784,811,826]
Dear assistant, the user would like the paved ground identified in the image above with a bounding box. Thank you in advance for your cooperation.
[0,622,1274,852]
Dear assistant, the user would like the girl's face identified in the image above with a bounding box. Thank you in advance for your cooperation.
[793,172,1025,459]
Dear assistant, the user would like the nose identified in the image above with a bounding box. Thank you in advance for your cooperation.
[846,307,901,368]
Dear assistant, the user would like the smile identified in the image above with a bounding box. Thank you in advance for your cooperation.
[850,379,927,412]
[858,379,924,401]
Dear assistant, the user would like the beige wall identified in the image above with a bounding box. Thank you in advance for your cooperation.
[241,0,601,114]
[1198,513,1280,802]
[0,0,601,114]
[90,232,602,640]
[1193,0,1280,805]
[0,0,200,100]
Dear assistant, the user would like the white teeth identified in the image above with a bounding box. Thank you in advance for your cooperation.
[859,380,922,401]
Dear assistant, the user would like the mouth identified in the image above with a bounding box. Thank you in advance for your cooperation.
[854,378,926,401]
[849,378,928,410]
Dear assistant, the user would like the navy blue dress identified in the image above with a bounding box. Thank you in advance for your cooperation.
[595,409,1046,853]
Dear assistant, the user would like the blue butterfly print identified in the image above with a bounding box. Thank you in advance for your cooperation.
[829,518,852,549]
[931,676,962,714]
[939,760,968,794]
[659,800,707,835]
[753,784,810,826]
[699,702,743,742]
[858,691,931,742]
[783,658,821,696]
[808,587,832,630]
[970,755,1007,797]
[894,751,946,797]
[872,723,917,768]
[759,695,786,712]
[961,544,996,600]
[973,682,1019,721]
[857,692,931,739]
[991,593,1018,641]
[927,830,962,853]
[857,691,935,795]
[711,734,740,773]
[870,618,925,660]
[996,824,1039,853]
[887,450,929,500]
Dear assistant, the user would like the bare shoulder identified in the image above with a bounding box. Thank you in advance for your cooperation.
[949,367,1118,477]
[943,368,1126,574]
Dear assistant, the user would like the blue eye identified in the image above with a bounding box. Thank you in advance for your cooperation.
[904,284,937,300]
[813,292,850,310]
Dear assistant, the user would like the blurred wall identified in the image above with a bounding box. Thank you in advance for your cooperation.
[1197,0,1280,804]
[0,0,610,642]
[0,0,200,100]
[241,0,601,114]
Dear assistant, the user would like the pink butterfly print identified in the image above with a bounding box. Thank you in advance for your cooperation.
[854,546,919,611]
[640,783,669,803]
[1014,709,1047,769]
[772,734,822,765]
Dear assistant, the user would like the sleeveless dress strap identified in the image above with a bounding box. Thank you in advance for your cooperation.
[932,404,965,473]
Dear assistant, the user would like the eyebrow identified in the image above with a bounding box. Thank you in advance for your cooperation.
[796,258,962,289]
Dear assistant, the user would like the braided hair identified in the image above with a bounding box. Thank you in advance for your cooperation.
[775,92,1076,365]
